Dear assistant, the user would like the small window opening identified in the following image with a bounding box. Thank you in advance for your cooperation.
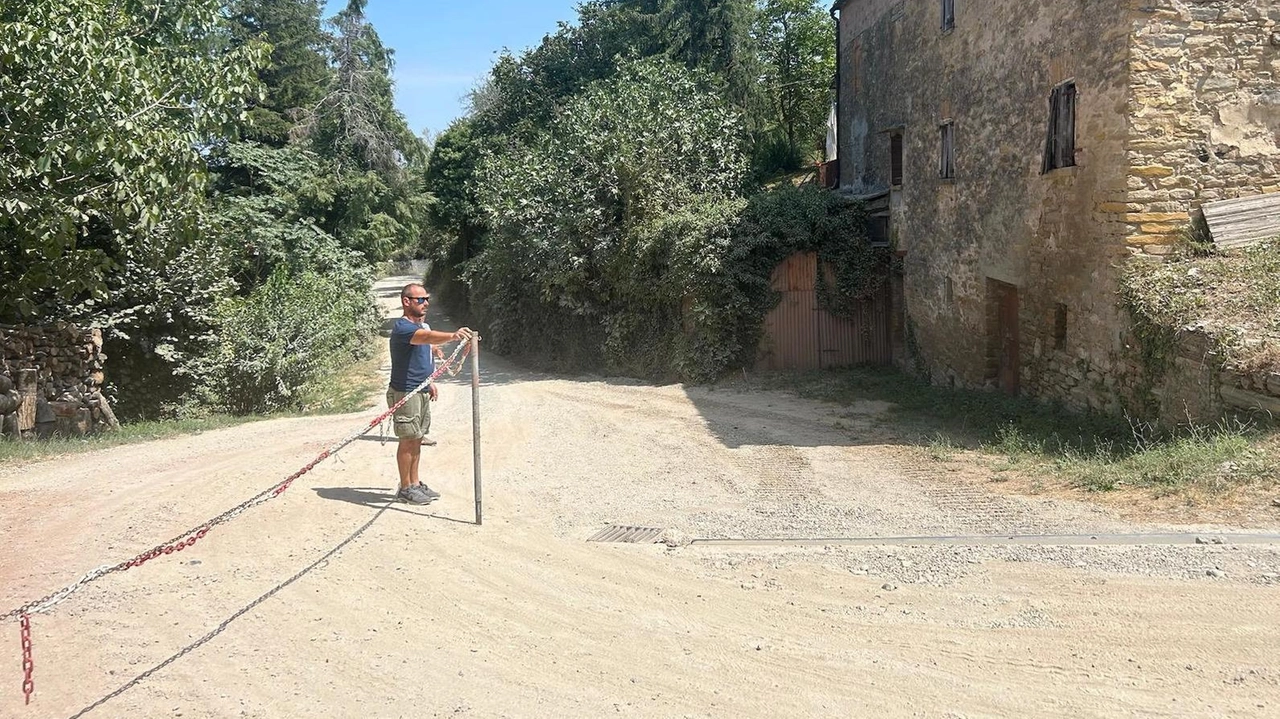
[868,214,890,247]
[890,132,904,187]
[939,121,955,180]
[1053,303,1068,349]
[941,0,955,31]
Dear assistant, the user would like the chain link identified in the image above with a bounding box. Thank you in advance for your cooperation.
[20,614,33,705]
[3,339,473,626]
[6,338,472,705]
[1,565,116,622]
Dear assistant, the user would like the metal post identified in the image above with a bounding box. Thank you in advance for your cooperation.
[470,334,482,525]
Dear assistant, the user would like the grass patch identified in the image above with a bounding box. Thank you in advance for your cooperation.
[293,350,384,416]
[761,166,821,190]
[926,433,959,462]
[1057,425,1277,495]
[0,414,263,466]
[728,366,1280,497]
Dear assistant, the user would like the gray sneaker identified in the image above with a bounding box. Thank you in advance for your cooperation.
[413,483,441,501]
[397,485,433,505]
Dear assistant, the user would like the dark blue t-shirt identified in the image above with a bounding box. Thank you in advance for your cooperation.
[389,318,434,391]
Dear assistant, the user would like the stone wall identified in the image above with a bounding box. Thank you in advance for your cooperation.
[1154,331,1280,425]
[836,0,1137,412]
[1221,369,1280,419]
[1126,0,1280,255]
[0,323,118,439]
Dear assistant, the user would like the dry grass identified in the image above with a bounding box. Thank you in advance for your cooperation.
[1123,240,1280,374]
[293,350,384,415]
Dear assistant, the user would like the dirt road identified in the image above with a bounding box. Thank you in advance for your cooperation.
[2,274,1279,718]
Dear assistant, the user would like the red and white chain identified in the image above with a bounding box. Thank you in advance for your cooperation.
[4,337,473,704]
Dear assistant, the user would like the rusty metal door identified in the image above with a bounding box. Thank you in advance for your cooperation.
[759,252,819,370]
[757,252,891,371]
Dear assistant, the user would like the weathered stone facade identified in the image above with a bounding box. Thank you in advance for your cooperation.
[0,323,118,438]
[834,0,1280,418]
[1126,0,1280,253]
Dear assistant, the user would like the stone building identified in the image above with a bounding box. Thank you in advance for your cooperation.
[831,0,1280,414]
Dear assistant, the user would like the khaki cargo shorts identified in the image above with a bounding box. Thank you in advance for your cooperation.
[386,388,431,440]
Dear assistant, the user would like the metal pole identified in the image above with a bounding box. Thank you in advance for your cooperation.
[470,334,482,525]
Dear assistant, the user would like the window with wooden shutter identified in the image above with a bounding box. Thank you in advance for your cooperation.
[939,122,955,180]
[1042,81,1077,172]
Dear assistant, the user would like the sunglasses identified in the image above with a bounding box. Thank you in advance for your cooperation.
[405,296,430,304]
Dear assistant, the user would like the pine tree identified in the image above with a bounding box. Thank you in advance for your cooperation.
[226,0,330,146]
[299,0,421,177]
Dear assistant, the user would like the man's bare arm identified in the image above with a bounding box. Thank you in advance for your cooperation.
[409,327,473,346]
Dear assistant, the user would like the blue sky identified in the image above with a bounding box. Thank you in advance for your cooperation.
[325,1,581,139]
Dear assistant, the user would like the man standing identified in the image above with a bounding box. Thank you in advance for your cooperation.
[387,283,472,505]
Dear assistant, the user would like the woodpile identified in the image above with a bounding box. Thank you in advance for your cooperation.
[0,323,119,440]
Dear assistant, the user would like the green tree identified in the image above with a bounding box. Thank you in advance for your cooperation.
[226,0,331,146]
[424,120,484,250]
[419,1,870,383]
[284,0,430,264]
[208,142,361,285]
[0,0,267,319]
[422,119,485,307]
[470,58,749,371]
[654,0,761,103]
[214,0,430,283]
[600,0,765,139]
[299,0,421,176]
[756,0,834,168]
[466,3,660,143]
[214,0,340,286]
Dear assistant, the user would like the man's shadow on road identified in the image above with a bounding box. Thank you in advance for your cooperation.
[312,486,475,525]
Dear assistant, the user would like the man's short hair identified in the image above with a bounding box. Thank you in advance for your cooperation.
[401,283,425,298]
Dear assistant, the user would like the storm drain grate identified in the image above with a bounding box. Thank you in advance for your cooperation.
[588,525,665,544]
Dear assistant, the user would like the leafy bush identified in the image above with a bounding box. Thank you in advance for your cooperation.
[0,0,265,320]
[0,0,429,426]
[467,58,750,375]
[751,128,807,177]
[95,222,238,419]
[605,196,751,380]
[732,182,887,318]
[197,267,379,414]
[465,56,877,382]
